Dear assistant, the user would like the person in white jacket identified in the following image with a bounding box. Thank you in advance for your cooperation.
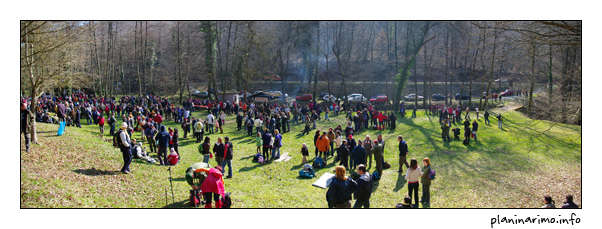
[118,122,132,174]
[206,113,215,134]
[405,158,422,206]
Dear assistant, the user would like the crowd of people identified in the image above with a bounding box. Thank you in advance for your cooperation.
[19,91,579,209]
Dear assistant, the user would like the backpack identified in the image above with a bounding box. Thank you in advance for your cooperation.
[253,153,262,162]
[221,192,232,208]
[372,171,380,180]
[299,169,315,178]
[313,157,324,169]
[429,168,436,180]
[113,129,124,148]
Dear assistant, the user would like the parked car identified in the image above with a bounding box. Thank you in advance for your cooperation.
[191,90,201,96]
[431,94,445,101]
[500,89,515,97]
[404,94,424,101]
[253,91,263,95]
[295,94,313,101]
[454,93,470,100]
[263,74,282,81]
[481,92,497,99]
[322,94,337,102]
[370,95,389,103]
[494,78,508,83]
[196,91,209,98]
[345,94,367,102]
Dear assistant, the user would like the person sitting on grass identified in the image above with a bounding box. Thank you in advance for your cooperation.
[542,195,556,208]
[561,194,579,208]
[396,196,414,208]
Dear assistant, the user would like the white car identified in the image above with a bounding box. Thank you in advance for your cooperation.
[346,94,367,102]
[322,94,337,102]
[404,94,424,101]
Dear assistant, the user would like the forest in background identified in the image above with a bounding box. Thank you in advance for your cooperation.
[20,21,581,124]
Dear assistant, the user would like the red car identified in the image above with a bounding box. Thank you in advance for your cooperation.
[370,95,389,103]
[295,94,313,101]
[500,89,515,97]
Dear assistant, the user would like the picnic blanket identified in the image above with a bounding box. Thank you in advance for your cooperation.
[275,152,292,162]
[312,172,335,189]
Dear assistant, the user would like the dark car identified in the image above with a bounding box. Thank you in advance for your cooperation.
[295,94,313,101]
[500,89,515,97]
[431,94,446,101]
[455,93,470,100]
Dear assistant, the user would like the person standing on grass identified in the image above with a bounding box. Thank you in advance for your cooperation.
[246,115,254,136]
[326,166,358,208]
[353,164,372,208]
[108,114,116,136]
[236,112,243,131]
[376,134,386,165]
[363,136,374,168]
[199,137,212,163]
[313,130,321,158]
[397,135,410,173]
[220,137,233,178]
[255,132,262,155]
[74,106,81,128]
[194,117,204,143]
[300,143,309,165]
[475,107,479,119]
[497,113,504,129]
[208,137,221,164]
[484,110,490,125]
[334,131,342,160]
[172,128,180,159]
[338,140,349,169]
[372,140,384,177]
[272,129,283,160]
[206,113,215,134]
[145,124,157,154]
[472,120,479,141]
[117,122,132,174]
[350,141,366,170]
[155,125,170,166]
[302,115,311,135]
[98,115,105,135]
[254,116,263,134]
[316,131,331,164]
[327,128,336,157]
[21,101,33,153]
[420,157,432,205]
[262,131,272,161]
[405,158,422,207]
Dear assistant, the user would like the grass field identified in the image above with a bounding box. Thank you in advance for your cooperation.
[20,100,581,208]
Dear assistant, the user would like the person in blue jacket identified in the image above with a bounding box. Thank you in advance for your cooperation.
[154,125,171,165]
[350,141,366,170]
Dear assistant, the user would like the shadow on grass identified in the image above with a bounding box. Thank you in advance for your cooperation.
[72,168,120,176]
[393,171,407,192]
[163,199,190,208]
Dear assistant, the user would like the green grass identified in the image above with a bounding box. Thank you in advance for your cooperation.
[20,101,581,208]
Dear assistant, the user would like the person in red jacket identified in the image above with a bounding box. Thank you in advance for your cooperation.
[153,113,163,129]
[98,115,105,134]
[377,112,385,130]
[194,165,226,208]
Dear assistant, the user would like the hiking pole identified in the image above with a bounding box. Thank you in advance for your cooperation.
[168,167,175,207]
[165,187,168,208]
